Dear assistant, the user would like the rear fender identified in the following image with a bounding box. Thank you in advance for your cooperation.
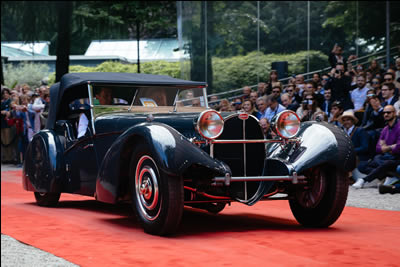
[96,122,231,203]
[23,130,66,193]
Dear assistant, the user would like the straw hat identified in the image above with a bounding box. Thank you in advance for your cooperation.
[339,110,358,124]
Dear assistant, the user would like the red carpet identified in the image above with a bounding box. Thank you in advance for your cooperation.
[2,170,400,266]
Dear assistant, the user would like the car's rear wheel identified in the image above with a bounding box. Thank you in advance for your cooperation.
[130,143,184,236]
[289,165,348,228]
[34,192,61,207]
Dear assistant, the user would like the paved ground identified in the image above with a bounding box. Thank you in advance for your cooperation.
[1,163,399,266]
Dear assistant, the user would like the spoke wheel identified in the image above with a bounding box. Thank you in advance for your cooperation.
[289,165,348,228]
[130,143,183,236]
[295,168,327,209]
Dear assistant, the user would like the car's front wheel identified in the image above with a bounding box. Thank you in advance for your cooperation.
[289,165,348,228]
[34,192,61,207]
[129,143,184,236]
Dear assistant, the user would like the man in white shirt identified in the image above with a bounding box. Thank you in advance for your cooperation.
[351,75,369,112]
[31,94,45,133]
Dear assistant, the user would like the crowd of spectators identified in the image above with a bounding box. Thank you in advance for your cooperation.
[1,83,50,167]
[210,47,400,194]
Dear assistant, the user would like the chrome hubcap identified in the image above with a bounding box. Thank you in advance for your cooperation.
[140,177,153,200]
[135,156,161,221]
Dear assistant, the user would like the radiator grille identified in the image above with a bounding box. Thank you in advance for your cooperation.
[213,114,265,199]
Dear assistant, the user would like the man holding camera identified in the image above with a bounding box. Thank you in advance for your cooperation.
[325,63,354,111]
[329,44,346,69]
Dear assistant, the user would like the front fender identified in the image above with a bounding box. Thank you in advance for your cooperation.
[265,121,356,175]
[96,122,231,203]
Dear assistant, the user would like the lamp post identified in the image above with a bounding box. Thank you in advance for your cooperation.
[386,1,390,69]
[307,1,310,79]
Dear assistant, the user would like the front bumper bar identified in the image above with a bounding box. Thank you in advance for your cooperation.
[212,172,306,186]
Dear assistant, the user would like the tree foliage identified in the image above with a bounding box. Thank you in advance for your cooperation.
[323,1,400,51]
[3,62,50,88]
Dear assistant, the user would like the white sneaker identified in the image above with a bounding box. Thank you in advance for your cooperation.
[352,178,365,189]
[383,177,400,186]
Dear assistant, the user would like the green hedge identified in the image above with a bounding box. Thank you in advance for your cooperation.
[212,50,328,92]
[3,62,50,89]
[47,50,327,93]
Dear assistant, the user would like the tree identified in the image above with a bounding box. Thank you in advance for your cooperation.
[1,1,73,82]
[55,2,73,82]
[323,1,400,53]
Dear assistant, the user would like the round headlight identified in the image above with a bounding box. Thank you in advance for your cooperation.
[274,110,300,139]
[197,110,224,140]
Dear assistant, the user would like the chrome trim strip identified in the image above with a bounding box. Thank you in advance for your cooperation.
[212,173,305,186]
[87,83,96,135]
[128,89,139,112]
[209,139,298,144]
[203,87,209,108]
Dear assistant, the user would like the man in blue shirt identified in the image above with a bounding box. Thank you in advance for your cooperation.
[264,95,286,122]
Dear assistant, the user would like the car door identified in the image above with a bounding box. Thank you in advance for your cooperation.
[64,114,99,196]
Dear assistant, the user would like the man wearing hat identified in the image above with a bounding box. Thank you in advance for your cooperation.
[339,110,370,176]
[353,105,400,188]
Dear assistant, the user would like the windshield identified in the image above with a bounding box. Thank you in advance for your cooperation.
[90,85,207,116]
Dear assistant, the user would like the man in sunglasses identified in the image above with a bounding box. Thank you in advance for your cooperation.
[353,105,400,188]
[284,84,301,106]
[381,82,398,107]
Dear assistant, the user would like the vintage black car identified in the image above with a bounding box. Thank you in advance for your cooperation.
[23,72,355,235]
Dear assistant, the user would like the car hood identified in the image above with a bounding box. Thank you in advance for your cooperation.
[94,111,233,139]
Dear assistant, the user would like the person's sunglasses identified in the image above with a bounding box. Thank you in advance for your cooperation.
[383,111,394,114]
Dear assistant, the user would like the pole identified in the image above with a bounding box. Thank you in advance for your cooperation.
[356,1,359,64]
[307,1,310,79]
[204,1,208,85]
[177,1,184,78]
[257,1,260,84]
[386,1,390,69]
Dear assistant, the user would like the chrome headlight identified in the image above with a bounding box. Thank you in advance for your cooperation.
[196,110,224,140]
[273,110,300,139]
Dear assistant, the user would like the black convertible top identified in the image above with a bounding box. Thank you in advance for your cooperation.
[59,72,206,90]
[46,72,207,129]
